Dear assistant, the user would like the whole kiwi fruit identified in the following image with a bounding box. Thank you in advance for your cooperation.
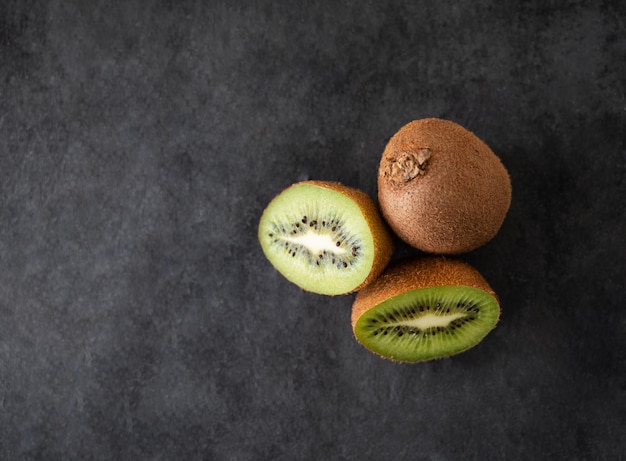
[378,118,512,254]
[258,181,393,295]
[352,256,500,363]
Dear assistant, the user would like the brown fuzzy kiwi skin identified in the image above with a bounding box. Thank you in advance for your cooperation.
[378,118,512,255]
[300,181,394,293]
[351,257,500,361]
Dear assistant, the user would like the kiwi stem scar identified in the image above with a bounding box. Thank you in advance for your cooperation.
[386,149,431,183]
[388,312,467,330]
[281,233,347,255]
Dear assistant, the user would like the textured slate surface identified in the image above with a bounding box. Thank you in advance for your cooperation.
[1,1,625,459]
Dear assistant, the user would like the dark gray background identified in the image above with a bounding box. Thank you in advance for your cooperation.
[1,1,625,460]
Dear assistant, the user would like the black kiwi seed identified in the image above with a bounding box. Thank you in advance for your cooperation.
[302,216,307,224]
[310,220,317,227]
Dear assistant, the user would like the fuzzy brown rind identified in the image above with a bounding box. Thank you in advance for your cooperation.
[351,256,498,328]
[378,118,512,254]
[303,181,394,293]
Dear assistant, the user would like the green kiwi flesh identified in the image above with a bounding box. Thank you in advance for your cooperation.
[354,286,499,362]
[258,181,391,295]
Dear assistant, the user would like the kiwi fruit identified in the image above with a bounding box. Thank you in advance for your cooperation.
[258,181,393,295]
[378,118,512,254]
[352,256,500,363]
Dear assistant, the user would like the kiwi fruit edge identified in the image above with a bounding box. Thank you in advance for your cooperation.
[378,118,512,254]
[352,256,500,363]
[258,180,393,296]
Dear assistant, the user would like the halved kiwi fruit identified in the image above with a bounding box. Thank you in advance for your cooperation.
[352,257,500,362]
[378,118,512,254]
[258,181,393,295]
